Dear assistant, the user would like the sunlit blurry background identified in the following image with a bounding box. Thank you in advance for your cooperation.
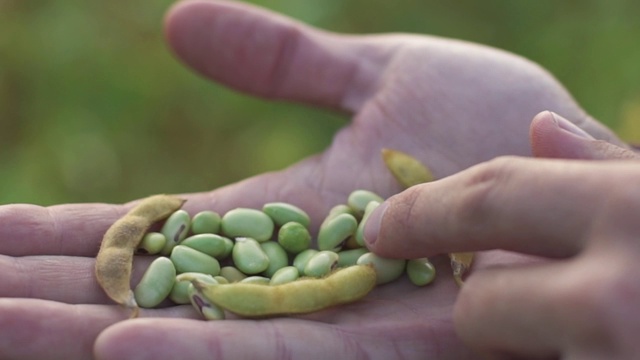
[1,0,639,205]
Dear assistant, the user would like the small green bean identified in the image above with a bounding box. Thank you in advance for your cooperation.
[160,210,191,255]
[170,245,220,276]
[406,258,436,286]
[303,250,339,278]
[259,241,289,277]
[221,208,274,242]
[190,210,221,234]
[292,249,318,274]
[337,248,369,267]
[133,257,176,308]
[170,272,215,304]
[269,266,299,285]
[239,276,271,285]
[357,252,406,285]
[347,190,384,217]
[137,232,167,255]
[219,266,247,283]
[277,221,311,254]
[180,234,231,259]
[232,237,270,275]
[262,202,310,228]
[317,213,358,251]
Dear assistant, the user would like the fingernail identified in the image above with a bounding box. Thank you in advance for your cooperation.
[551,112,595,139]
[364,202,388,246]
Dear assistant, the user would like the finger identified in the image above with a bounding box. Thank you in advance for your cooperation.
[452,263,567,358]
[364,157,619,258]
[0,298,197,360]
[0,255,156,304]
[530,111,640,160]
[164,0,387,112]
[94,314,471,360]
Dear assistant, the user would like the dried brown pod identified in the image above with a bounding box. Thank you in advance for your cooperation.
[95,194,186,317]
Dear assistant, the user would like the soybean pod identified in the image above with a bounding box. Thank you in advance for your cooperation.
[95,194,186,317]
[181,265,376,317]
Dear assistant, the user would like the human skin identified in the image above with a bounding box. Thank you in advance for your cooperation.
[0,1,632,359]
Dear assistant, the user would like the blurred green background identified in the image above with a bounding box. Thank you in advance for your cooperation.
[1,0,639,205]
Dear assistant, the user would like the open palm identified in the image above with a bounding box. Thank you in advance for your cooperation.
[0,1,624,359]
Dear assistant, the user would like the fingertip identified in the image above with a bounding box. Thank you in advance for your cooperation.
[363,201,388,249]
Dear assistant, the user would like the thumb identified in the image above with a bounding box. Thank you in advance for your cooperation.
[530,111,639,160]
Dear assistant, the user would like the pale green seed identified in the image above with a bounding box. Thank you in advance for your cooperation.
[218,237,234,260]
[240,276,271,285]
[232,237,270,275]
[187,282,225,320]
[277,221,311,254]
[355,201,381,247]
[133,257,176,308]
[221,208,274,242]
[170,245,220,276]
[304,250,339,278]
[269,266,299,285]
[347,190,384,217]
[325,204,355,221]
[259,241,289,277]
[317,213,358,251]
[160,210,191,255]
[213,276,229,284]
[357,252,406,285]
[169,272,216,304]
[138,232,167,255]
[190,210,221,234]
[292,249,318,274]
[406,258,437,286]
[180,234,231,259]
[337,248,369,267]
[219,266,247,283]
[262,202,311,228]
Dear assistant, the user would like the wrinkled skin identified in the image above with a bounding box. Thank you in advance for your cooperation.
[0,1,631,359]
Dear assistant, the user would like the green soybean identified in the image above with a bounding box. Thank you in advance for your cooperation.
[170,245,220,276]
[277,221,311,254]
[137,232,167,255]
[347,190,384,217]
[219,266,247,283]
[180,234,231,259]
[406,258,436,286]
[262,202,310,228]
[232,237,270,275]
[317,213,358,251]
[186,280,225,320]
[357,252,407,285]
[304,250,339,278]
[355,201,381,247]
[259,241,289,277]
[133,257,176,308]
[190,210,221,234]
[187,265,376,317]
[170,272,215,305]
[269,266,299,285]
[160,210,191,255]
[292,249,318,274]
[337,248,369,267]
[221,208,274,242]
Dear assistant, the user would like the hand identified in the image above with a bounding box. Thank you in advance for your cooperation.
[0,0,630,358]
[366,114,640,359]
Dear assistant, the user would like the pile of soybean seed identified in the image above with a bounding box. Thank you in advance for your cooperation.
[133,189,436,320]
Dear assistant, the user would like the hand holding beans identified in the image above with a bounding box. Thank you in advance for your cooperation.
[1,1,637,359]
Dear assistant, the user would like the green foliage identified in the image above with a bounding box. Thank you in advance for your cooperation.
[1,0,639,205]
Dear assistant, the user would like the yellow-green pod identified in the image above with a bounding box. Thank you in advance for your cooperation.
[188,265,377,317]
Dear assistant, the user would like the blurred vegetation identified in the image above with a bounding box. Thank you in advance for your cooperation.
[1,0,639,205]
